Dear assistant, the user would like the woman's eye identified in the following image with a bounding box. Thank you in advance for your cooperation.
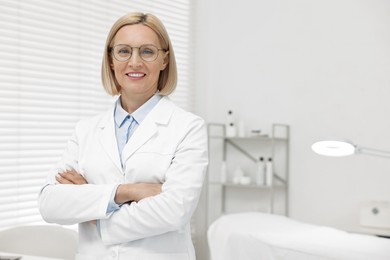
[141,48,155,55]
[118,48,130,54]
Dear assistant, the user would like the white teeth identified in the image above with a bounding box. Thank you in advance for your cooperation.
[127,73,145,78]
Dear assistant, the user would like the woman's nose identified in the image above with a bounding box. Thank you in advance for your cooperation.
[128,49,143,67]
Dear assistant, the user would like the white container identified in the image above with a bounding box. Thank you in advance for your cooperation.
[238,121,246,137]
[226,123,237,137]
[220,161,227,183]
[225,110,236,137]
[265,157,273,186]
[256,157,265,186]
[233,166,244,184]
[239,175,251,185]
[226,110,234,123]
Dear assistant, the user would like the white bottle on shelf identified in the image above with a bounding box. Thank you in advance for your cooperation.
[225,110,236,137]
[256,157,265,186]
[233,166,244,184]
[265,157,273,186]
[220,160,227,183]
[238,120,246,137]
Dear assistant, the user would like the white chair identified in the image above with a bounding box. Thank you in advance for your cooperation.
[0,225,78,260]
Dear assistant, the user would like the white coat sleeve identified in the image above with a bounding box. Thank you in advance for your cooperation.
[38,124,116,225]
[99,117,208,245]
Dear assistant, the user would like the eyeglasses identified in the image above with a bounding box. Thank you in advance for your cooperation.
[110,44,167,62]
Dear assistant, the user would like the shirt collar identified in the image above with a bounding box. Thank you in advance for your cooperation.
[114,94,162,128]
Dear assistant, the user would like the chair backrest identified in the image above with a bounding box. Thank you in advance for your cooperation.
[0,225,78,260]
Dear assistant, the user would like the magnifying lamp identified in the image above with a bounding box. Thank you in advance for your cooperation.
[312,140,390,159]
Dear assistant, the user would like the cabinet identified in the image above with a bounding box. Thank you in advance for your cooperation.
[206,123,290,224]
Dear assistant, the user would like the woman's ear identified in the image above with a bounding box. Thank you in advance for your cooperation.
[161,51,169,71]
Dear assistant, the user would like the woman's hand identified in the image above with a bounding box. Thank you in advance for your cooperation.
[115,183,162,204]
[56,169,88,185]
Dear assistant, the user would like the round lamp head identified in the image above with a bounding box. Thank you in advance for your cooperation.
[311,140,356,157]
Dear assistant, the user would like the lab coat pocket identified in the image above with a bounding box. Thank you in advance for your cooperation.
[138,253,190,260]
[75,253,97,260]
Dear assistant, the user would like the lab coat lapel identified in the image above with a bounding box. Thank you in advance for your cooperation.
[98,107,122,173]
[121,96,174,161]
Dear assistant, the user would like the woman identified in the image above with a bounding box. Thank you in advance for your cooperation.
[39,12,208,260]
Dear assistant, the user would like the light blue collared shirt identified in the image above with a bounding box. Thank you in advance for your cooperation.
[114,94,162,164]
[107,94,162,213]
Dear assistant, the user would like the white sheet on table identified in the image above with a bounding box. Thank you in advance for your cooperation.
[208,212,390,260]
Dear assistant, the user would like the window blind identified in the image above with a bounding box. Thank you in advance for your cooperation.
[0,0,193,229]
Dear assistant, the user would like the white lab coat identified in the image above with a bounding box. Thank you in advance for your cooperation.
[38,96,208,260]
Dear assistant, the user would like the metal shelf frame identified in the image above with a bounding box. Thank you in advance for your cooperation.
[207,123,290,216]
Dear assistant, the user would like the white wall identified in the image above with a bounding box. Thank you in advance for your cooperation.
[194,0,390,234]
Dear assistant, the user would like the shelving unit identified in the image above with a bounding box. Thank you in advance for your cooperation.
[207,123,290,222]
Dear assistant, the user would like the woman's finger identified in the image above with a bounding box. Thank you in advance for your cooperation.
[56,174,73,184]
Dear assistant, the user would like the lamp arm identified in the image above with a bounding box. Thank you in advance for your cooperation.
[356,146,390,159]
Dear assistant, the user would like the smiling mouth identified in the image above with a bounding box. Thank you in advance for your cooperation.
[126,73,146,78]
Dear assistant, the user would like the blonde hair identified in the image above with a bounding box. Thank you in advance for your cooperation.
[101,12,177,96]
